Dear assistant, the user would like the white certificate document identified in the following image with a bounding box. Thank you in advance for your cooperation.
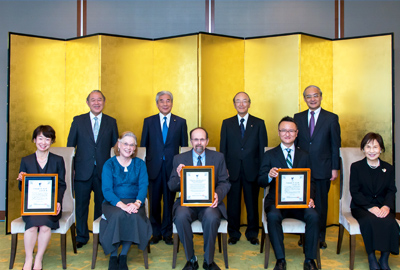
[27,180,52,209]
[186,172,209,200]
[281,174,304,202]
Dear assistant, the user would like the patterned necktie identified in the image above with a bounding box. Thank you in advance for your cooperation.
[162,116,168,143]
[93,116,99,142]
[286,148,293,169]
[240,118,245,138]
[309,111,315,137]
[197,155,202,166]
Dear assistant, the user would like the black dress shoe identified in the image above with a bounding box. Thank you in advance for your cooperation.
[118,255,128,270]
[76,241,87,248]
[163,236,174,245]
[150,235,162,244]
[304,259,318,270]
[202,261,221,270]
[274,259,286,270]
[228,237,239,245]
[319,241,327,249]
[109,256,118,270]
[249,237,259,245]
[182,260,199,270]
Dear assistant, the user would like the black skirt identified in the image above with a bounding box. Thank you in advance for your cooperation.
[100,199,152,255]
[23,210,62,230]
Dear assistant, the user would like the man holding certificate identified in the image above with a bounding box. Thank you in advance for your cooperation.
[258,117,319,270]
[168,127,231,270]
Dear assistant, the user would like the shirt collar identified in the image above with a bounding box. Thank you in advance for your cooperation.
[90,111,103,121]
[237,113,249,123]
[280,143,295,154]
[159,112,171,122]
[308,107,321,116]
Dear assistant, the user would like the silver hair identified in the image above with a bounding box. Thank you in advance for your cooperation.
[118,131,137,145]
[155,91,173,103]
[303,85,322,97]
[86,90,106,102]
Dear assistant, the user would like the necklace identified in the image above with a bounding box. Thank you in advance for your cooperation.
[117,156,131,172]
[367,159,380,169]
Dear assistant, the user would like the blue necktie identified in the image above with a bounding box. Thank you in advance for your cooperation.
[162,116,168,143]
[286,148,293,169]
[240,118,245,138]
[197,155,202,166]
[93,117,99,142]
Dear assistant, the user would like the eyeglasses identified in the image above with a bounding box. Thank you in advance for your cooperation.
[234,100,249,105]
[279,129,297,134]
[191,138,207,143]
[121,142,136,147]
[305,94,320,100]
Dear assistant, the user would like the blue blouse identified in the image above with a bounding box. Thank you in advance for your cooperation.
[102,156,149,206]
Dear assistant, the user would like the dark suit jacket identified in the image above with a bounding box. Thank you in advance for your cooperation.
[19,152,66,204]
[350,158,396,212]
[220,114,268,182]
[140,113,188,180]
[67,112,119,181]
[294,108,341,179]
[258,145,315,209]
[168,148,231,218]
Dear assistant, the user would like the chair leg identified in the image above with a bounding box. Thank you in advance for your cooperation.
[91,233,99,269]
[317,239,321,269]
[264,234,270,269]
[71,223,77,253]
[9,233,18,269]
[147,241,151,254]
[172,233,179,269]
[301,234,306,254]
[337,224,344,254]
[218,233,222,253]
[349,235,356,270]
[260,231,265,253]
[222,233,229,269]
[143,244,149,269]
[61,234,67,269]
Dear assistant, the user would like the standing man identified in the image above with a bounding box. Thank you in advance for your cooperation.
[168,127,231,270]
[220,92,268,245]
[67,90,119,248]
[141,91,188,245]
[294,85,341,249]
[258,116,319,270]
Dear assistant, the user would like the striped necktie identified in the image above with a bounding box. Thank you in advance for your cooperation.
[93,117,99,142]
[197,155,202,166]
[285,148,293,169]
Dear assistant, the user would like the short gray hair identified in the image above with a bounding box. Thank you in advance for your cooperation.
[303,85,322,98]
[87,90,106,102]
[156,91,173,103]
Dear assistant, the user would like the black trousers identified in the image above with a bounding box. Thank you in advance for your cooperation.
[314,179,331,242]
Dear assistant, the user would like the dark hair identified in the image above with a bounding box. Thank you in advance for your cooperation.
[278,116,297,129]
[32,125,56,143]
[233,92,251,103]
[114,131,138,159]
[360,132,385,152]
[86,90,106,102]
[190,127,209,140]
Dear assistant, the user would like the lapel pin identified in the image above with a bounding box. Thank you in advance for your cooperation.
[382,168,386,173]
[251,125,253,127]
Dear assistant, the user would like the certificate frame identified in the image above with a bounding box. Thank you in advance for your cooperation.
[180,166,215,207]
[275,168,310,209]
[21,174,58,216]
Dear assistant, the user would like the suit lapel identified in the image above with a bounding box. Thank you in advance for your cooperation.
[292,148,301,168]
[311,108,325,140]
[152,114,164,145]
[241,115,254,145]
[301,111,311,141]
[84,113,95,143]
[97,114,107,143]
[228,116,242,142]
[166,114,178,143]
[274,146,288,169]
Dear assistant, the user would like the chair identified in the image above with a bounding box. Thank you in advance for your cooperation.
[9,147,77,269]
[259,147,321,269]
[172,146,228,269]
[91,147,150,269]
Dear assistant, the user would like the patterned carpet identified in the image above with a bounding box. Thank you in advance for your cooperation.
[2,222,399,270]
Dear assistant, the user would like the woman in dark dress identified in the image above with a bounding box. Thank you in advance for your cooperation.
[350,132,399,270]
[100,131,152,270]
[17,125,66,270]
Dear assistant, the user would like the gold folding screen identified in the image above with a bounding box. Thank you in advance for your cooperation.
[7,32,392,232]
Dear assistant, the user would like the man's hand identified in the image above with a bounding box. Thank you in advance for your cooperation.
[176,164,185,175]
[210,193,218,208]
[17,171,26,181]
[269,167,279,178]
[330,169,338,181]
[308,199,315,208]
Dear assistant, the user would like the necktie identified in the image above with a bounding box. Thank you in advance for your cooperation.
[197,155,202,166]
[240,118,245,138]
[286,148,293,169]
[93,117,99,142]
[162,116,168,143]
[309,111,315,137]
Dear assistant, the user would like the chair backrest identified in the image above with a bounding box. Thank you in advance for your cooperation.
[180,146,216,153]
[263,147,274,197]
[110,147,146,161]
[339,147,364,214]
[49,147,75,213]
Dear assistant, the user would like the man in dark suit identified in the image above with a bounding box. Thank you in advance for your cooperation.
[168,127,231,270]
[141,91,188,245]
[67,90,119,248]
[220,92,268,245]
[294,85,341,249]
[259,116,319,270]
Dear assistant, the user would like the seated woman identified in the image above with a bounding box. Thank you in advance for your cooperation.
[350,132,399,270]
[100,131,152,270]
[17,125,66,270]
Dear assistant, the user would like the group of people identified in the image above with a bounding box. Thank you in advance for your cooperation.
[16,86,399,270]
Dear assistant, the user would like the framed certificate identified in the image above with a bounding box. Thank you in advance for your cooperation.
[21,174,58,216]
[275,168,310,209]
[180,166,215,207]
